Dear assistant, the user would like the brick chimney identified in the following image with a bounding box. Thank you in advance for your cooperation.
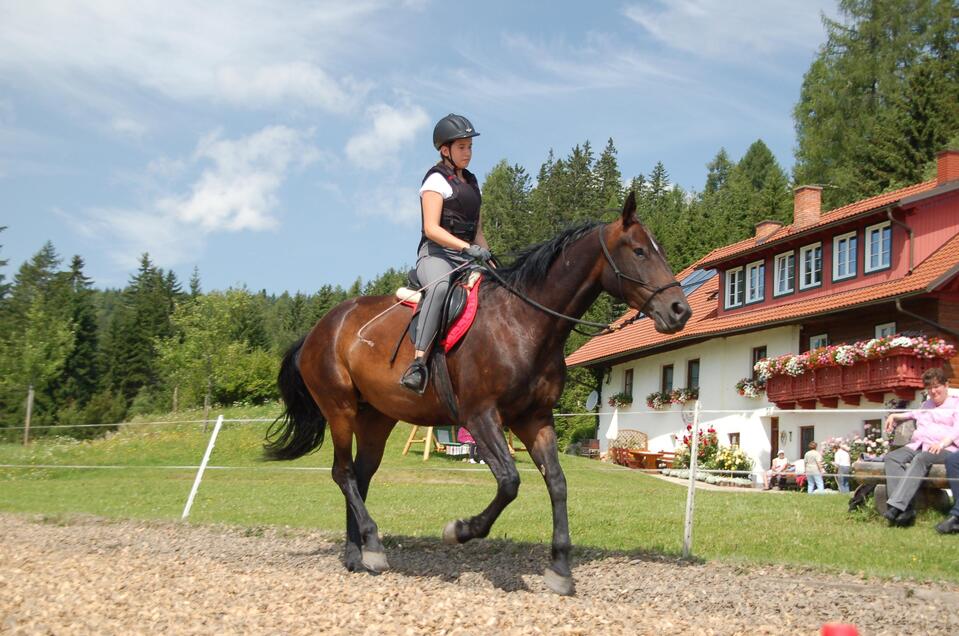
[793,185,822,228]
[754,220,783,240]
[937,149,959,185]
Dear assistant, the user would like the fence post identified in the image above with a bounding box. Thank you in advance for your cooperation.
[172,385,179,413]
[23,385,35,445]
[682,400,701,559]
[182,414,225,520]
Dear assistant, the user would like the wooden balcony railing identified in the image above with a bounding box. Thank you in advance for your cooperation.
[765,348,946,409]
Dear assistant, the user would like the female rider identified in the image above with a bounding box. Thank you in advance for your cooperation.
[400,114,491,394]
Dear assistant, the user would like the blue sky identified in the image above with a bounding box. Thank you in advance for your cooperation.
[1,0,839,293]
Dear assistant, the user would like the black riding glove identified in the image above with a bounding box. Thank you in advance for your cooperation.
[462,244,492,261]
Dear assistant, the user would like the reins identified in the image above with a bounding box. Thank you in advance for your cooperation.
[481,225,681,337]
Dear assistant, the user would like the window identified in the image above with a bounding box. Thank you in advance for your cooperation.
[799,242,822,289]
[875,322,896,338]
[728,432,740,448]
[661,364,674,393]
[725,267,744,308]
[745,260,765,303]
[865,221,891,272]
[623,369,633,400]
[832,231,858,281]
[773,252,795,296]
[809,333,829,350]
[751,346,767,380]
[686,359,700,390]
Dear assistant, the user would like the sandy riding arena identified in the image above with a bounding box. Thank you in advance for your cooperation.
[1,514,956,635]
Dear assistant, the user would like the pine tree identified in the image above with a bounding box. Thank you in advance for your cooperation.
[55,256,100,408]
[593,139,623,212]
[189,266,202,298]
[480,160,534,256]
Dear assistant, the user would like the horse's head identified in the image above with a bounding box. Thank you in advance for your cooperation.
[599,192,691,334]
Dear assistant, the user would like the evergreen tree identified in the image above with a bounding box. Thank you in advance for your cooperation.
[55,256,100,408]
[704,148,734,195]
[794,0,959,207]
[0,226,9,302]
[593,139,624,212]
[480,160,534,256]
[189,266,202,298]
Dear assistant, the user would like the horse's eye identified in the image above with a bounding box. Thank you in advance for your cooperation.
[633,247,646,257]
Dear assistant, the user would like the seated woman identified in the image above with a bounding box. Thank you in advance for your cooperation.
[763,450,790,490]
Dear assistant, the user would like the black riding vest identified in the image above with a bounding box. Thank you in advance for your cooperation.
[418,162,482,251]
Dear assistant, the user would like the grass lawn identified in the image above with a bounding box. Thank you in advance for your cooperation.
[2,405,958,583]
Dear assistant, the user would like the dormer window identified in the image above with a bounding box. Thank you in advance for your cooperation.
[773,251,795,296]
[832,231,857,281]
[745,260,764,304]
[725,267,744,308]
[865,221,891,272]
[799,242,822,290]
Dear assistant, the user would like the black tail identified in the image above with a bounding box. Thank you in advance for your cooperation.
[264,337,327,461]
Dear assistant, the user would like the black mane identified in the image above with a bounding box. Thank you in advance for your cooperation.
[490,220,603,291]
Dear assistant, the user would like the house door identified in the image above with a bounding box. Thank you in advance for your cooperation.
[800,426,815,457]
[770,417,779,459]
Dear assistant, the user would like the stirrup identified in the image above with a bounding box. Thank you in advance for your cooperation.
[400,359,428,395]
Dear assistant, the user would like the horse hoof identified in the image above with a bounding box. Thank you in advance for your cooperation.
[543,568,575,596]
[442,520,461,544]
[361,549,390,573]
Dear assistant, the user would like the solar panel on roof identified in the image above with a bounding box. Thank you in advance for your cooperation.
[680,269,716,296]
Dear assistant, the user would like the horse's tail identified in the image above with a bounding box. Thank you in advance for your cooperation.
[264,337,327,461]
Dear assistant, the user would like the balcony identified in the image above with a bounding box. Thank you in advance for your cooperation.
[766,348,946,409]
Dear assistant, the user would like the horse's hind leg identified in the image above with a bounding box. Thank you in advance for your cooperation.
[443,408,521,545]
[327,410,391,573]
[512,412,574,596]
[343,409,395,573]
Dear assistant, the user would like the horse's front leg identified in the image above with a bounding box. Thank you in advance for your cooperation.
[443,408,520,544]
[513,411,574,596]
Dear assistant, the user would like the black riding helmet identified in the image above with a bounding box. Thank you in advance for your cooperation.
[432,113,480,150]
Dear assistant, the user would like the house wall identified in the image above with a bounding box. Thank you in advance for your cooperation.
[597,323,929,484]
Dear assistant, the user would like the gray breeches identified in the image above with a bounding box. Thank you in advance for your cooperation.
[413,254,456,352]
[884,446,949,511]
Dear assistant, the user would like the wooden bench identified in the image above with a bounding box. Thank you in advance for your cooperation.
[578,439,600,459]
[851,460,952,513]
[608,430,649,467]
[656,452,677,470]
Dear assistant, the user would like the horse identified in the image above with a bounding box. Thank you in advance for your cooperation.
[264,192,692,595]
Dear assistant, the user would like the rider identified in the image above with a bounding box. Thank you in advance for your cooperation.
[400,114,491,394]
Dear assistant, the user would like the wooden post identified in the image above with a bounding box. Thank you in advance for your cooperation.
[202,377,211,432]
[682,400,701,559]
[402,425,441,460]
[23,385,34,445]
[172,386,179,413]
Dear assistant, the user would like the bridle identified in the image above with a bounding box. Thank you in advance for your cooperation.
[597,224,681,317]
[481,224,682,335]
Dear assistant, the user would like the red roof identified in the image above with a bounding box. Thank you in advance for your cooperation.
[697,180,938,267]
[566,231,959,368]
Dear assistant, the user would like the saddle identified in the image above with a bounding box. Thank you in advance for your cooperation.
[395,269,482,352]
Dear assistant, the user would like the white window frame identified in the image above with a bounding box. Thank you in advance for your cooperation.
[809,333,829,350]
[745,260,765,304]
[725,266,744,308]
[773,251,795,297]
[832,231,858,281]
[799,242,822,290]
[864,221,892,273]
[875,322,896,338]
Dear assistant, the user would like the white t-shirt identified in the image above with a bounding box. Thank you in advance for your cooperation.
[771,456,789,471]
[834,448,851,467]
[419,173,454,199]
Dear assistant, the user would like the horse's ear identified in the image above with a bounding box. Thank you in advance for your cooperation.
[621,191,637,228]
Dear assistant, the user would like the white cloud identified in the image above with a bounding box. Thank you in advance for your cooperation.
[623,0,835,61]
[345,103,430,168]
[0,1,381,112]
[357,184,422,226]
[110,117,148,140]
[73,125,318,268]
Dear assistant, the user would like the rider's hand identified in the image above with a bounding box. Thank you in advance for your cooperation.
[463,244,492,261]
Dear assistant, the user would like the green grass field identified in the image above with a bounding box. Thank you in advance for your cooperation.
[2,405,958,583]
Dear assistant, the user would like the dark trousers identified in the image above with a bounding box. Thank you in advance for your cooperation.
[884,446,950,511]
[946,450,959,517]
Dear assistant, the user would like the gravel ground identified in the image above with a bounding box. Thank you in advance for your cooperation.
[1,513,957,635]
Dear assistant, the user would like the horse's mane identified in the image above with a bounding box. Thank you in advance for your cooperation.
[491,220,603,292]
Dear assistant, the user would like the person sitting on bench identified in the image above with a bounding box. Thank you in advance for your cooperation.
[882,367,959,527]
[763,451,790,490]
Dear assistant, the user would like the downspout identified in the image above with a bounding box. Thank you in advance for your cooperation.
[886,208,914,274]
[895,298,959,338]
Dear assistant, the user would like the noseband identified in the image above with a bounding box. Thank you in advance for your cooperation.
[598,225,681,316]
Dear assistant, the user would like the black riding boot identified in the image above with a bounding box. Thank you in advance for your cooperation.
[400,358,428,394]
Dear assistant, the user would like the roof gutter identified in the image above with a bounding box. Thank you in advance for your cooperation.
[895,298,959,338]
[886,208,914,273]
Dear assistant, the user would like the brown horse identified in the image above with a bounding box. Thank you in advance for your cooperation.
[265,193,691,595]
